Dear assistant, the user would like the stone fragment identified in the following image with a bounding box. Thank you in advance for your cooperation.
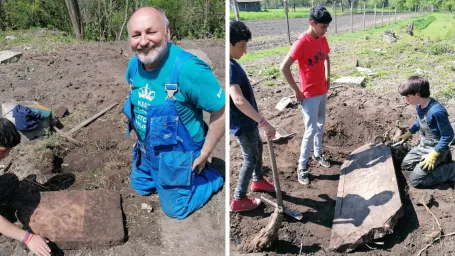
[333,76,366,86]
[330,144,403,252]
[0,51,22,64]
[28,190,125,249]
[54,106,69,119]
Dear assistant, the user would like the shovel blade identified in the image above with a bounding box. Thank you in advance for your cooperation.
[284,208,303,220]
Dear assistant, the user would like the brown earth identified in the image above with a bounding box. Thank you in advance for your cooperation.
[229,71,455,255]
[0,37,226,256]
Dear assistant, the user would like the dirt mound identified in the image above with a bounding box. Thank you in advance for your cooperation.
[229,83,434,255]
[0,40,226,255]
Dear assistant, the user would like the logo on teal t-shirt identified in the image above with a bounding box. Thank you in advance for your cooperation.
[131,83,158,134]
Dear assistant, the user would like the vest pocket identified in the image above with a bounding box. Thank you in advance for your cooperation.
[158,151,193,187]
[147,115,179,146]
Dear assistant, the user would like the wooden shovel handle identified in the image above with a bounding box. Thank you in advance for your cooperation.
[266,138,284,208]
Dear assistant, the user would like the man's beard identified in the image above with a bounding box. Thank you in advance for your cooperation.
[136,41,168,66]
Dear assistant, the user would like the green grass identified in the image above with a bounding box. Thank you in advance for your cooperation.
[413,15,436,30]
[263,67,280,76]
[229,6,403,20]
[230,9,309,20]
[417,13,455,39]
[230,7,351,20]
[0,28,78,52]
[242,12,455,102]
[240,45,290,62]
[239,13,442,63]
[441,84,455,99]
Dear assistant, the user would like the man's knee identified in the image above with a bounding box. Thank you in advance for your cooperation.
[130,170,156,196]
[160,170,223,220]
[409,171,425,188]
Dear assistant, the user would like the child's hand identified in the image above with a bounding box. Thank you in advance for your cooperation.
[419,151,440,172]
[394,131,412,143]
[262,122,276,140]
[26,235,51,256]
[293,90,304,102]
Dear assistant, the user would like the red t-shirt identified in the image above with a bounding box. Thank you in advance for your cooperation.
[289,33,330,98]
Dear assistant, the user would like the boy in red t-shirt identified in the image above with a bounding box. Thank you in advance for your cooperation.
[280,5,332,185]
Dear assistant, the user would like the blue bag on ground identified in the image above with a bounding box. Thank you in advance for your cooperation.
[12,105,44,131]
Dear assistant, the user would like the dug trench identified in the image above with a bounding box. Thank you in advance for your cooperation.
[0,39,226,255]
[230,83,455,255]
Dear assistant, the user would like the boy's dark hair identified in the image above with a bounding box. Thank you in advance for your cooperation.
[399,76,430,98]
[310,4,332,24]
[0,118,20,148]
[230,20,251,46]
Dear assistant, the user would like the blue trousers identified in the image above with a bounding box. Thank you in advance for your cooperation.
[130,143,224,219]
[234,128,264,200]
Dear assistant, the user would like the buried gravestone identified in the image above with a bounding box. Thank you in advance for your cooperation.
[330,144,404,252]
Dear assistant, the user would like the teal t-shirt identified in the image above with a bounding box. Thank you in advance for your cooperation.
[126,43,225,142]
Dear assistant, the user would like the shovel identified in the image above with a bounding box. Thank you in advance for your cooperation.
[263,138,303,220]
[260,196,303,220]
[245,137,286,252]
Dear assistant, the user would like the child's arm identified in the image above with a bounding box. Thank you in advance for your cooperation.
[325,54,330,90]
[409,119,420,134]
[280,55,303,102]
[230,84,276,139]
[420,112,454,171]
[434,113,454,152]
[0,216,51,256]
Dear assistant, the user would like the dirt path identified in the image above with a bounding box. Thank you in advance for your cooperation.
[0,38,226,256]
[244,12,418,51]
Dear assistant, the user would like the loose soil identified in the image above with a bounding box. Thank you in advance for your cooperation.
[0,37,226,256]
[229,28,455,256]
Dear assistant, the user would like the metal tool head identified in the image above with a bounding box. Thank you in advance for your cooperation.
[391,140,404,147]
[284,208,303,220]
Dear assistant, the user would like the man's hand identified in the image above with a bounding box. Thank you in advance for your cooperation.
[327,78,331,90]
[27,235,51,256]
[393,131,412,143]
[261,121,276,140]
[294,89,304,102]
[419,151,440,172]
[192,151,209,174]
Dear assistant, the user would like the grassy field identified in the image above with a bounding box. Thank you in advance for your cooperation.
[0,28,77,53]
[229,6,407,20]
[240,13,449,62]
[229,6,352,20]
[240,12,455,102]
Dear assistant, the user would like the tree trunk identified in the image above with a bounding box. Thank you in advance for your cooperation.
[0,0,5,31]
[65,0,84,40]
[118,0,129,41]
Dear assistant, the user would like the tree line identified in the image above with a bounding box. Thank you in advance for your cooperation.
[0,0,225,41]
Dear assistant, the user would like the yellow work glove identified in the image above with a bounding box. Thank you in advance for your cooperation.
[399,131,412,142]
[419,151,440,172]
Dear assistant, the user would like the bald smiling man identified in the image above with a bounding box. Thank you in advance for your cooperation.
[123,7,225,219]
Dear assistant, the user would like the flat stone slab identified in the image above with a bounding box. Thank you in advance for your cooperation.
[330,143,403,252]
[333,76,366,86]
[0,50,22,64]
[29,190,125,249]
